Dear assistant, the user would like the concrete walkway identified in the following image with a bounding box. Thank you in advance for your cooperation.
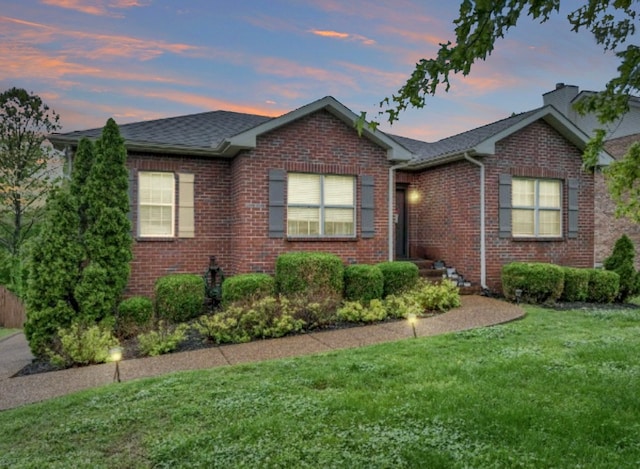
[0,295,524,411]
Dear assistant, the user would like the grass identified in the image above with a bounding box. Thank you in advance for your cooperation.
[2,305,640,468]
[0,328,19,340]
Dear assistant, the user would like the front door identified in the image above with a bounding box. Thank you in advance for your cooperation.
[395,187,407,259]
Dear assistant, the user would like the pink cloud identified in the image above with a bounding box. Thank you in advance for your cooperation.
[309,29,375,45]
[40,0,150,17]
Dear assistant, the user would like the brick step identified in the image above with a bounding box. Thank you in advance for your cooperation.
[409,258,478,295]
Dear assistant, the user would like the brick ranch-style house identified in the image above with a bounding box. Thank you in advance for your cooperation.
[50,94,614,297]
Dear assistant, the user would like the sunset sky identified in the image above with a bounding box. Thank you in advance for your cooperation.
[0,0,625,141]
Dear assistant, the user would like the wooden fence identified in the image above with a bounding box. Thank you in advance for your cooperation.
[0,286,26,328]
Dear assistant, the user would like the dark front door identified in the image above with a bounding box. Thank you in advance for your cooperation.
[395,187,407,259]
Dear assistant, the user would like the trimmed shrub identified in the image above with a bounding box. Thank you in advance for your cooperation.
[376,261,419,297]
[137,321,188,357]
[155,274,205,323]
[49,322,119,367]
[502,262,564,304]
[275,252,344,296]
[560,267,590,302]
[116,296,154,338]
[604,234,639,302]
[587,269,620,303]
[221,273,275,305]
[344,264,384,302]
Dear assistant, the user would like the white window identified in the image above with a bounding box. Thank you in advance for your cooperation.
[512,178,561,237]
[138,172,175,237]
[287,173,355,237]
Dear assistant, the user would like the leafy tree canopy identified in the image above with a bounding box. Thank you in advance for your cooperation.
[362,0,638,220]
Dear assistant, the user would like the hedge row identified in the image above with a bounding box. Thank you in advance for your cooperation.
[502,262,620,304]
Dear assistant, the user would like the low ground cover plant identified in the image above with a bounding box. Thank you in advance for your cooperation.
[137,321,188,357]
[48,322,118,367]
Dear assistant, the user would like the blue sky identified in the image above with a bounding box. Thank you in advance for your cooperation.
[0,0,624,141]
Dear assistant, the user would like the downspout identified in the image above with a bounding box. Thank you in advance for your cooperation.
[463,152,488,290]
[388,161,412,261]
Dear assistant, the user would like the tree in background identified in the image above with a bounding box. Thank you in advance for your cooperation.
[0,88,62,294]
[24,119,132,358]
[363,1,639,219]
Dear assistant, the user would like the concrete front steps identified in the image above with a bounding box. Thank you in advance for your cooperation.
[408,259,482,296]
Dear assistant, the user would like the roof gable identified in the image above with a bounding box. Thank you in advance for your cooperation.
[220,96,412,161]
[403,105,613,168]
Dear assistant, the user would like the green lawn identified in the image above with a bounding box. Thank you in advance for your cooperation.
[0,328,18,340]
[2,306,640,468]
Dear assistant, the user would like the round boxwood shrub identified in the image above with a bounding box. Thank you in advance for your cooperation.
[502,262,564,304]
[587,269,620,303]
[116,296,154,338]
[560,267,590,302]
[275,252,344,296]
[222,273,275,304]
[155,273,205,323]
[376,261,419,297]
[344,264,384,302]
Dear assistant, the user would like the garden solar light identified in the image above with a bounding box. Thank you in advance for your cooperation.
[109,346,123,383]
[407,313,417,338]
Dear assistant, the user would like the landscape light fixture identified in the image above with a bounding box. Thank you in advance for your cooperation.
[407,313,417,338]
[515,289,523,305]
[109,346,123,383]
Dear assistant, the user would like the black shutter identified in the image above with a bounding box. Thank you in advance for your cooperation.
[268,169,286,238]
[567,178,579,238]
[499,174,512,238]
[361,175,374,238]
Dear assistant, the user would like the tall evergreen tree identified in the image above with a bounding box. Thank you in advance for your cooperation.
[75,119,132,322]
[23,186,82,356]
[24,119,132,357]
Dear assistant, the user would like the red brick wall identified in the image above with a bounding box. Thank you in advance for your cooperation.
[125,110,393,297]
[126,154,232,298]
[596,134,640,269]
[228,110,392,274]
[402,119,595,294]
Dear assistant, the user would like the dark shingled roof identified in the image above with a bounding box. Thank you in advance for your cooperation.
[51,110,273,150]
[391,108,542,166]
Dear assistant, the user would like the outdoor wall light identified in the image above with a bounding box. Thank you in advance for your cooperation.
[109,346,123,383]
[408,189,420,204]
[407,313,418,338]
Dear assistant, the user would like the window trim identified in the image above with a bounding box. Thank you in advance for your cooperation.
[138,171,176,238]
[512,177,562,238]
[286,172,356,238]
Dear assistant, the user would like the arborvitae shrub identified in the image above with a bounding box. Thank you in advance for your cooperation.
[603,234,639,302]
[221,273,275,305]
[501,262,564,304]
[561,267,590,302]
[155,274,205,323]
[587,269,620,303]
[343,264,384,302]
[376,261,419,297]
[275,252,344,296]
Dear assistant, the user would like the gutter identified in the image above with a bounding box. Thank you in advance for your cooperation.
[463,152,488,290]
[388,161,412,261]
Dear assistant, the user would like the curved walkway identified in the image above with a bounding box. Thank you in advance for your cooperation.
[0,295,524,411]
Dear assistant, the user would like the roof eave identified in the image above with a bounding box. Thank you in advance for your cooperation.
[49,134,231,158]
